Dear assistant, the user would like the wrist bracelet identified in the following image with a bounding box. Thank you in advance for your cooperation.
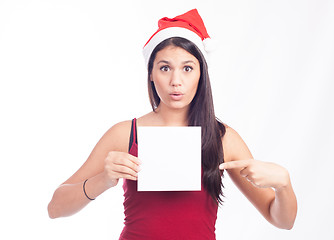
[83,179,95,201]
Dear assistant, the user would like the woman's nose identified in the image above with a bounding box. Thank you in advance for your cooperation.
[170,70,182,86]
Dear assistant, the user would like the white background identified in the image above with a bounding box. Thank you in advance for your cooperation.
[0,0,333,239]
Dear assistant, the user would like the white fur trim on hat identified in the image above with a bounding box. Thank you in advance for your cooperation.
[143,27,209,67]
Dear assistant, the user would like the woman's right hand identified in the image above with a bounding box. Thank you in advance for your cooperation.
[103,151,141,187]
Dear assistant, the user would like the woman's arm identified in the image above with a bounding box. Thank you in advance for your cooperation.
[220,126,297,229]
[47,121,141,219]
[48,172,113,219]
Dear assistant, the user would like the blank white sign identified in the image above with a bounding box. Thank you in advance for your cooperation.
[137,126,201,191]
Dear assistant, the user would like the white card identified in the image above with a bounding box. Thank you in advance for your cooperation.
[137,126,201,191]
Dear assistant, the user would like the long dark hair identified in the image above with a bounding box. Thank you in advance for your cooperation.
[147,37,226,204]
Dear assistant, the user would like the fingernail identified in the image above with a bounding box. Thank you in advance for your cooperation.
[219,163,225,170]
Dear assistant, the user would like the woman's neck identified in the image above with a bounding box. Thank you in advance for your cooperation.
[154,104,189,126]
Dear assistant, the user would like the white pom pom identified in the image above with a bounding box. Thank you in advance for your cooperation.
[203,38,216,52]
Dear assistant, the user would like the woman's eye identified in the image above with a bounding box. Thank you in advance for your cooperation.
[184,66,193,72]
[160,66,170,72]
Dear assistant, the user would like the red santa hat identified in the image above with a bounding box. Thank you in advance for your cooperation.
[143,9,213,67]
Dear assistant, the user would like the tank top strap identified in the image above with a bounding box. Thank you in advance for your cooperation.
[128,118,138,156]
[133,118,137,144]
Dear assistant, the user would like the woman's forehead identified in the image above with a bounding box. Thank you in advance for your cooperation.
[154,46,198,64]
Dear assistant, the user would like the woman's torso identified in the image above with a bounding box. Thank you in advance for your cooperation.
[119,118,218,240]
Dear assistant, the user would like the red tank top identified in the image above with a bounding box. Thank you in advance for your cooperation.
[119,118,218,240]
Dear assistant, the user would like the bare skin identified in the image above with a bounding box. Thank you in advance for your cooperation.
[48,46,297,230]
[220,128,297,229]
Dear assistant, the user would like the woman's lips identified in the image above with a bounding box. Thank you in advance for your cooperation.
[169,92,184,101]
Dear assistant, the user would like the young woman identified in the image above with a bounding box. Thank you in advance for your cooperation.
[48,9,297,239]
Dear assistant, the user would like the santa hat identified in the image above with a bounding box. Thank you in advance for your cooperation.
[143,9,213,67]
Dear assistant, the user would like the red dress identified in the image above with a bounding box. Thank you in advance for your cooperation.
[119,118,218,240]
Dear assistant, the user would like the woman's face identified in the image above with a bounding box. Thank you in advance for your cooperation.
[151,45,200,111]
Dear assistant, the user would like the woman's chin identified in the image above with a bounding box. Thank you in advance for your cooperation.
[166,102,190,111]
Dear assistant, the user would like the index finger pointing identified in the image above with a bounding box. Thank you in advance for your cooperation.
[219,159,253,170]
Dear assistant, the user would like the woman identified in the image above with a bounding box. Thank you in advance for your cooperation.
[48,9,297,239]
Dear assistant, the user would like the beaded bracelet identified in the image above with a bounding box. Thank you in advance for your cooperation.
[83,179,95,201]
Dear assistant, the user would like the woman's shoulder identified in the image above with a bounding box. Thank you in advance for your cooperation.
[107,111,154,137]
[222,123,240,140]
[99,119,134,152]
[108,119,132,133]
[221,124,253,163]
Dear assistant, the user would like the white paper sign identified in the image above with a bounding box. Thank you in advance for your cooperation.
[137,126,201,191]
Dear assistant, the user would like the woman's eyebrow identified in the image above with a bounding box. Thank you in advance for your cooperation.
[182,60,196,65]
[157,60,196,65]
[157,60,170,64]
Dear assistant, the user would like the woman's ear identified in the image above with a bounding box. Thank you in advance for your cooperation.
[150,74,153,82]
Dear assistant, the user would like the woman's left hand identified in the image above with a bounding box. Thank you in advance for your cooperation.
[219,159,290,190]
